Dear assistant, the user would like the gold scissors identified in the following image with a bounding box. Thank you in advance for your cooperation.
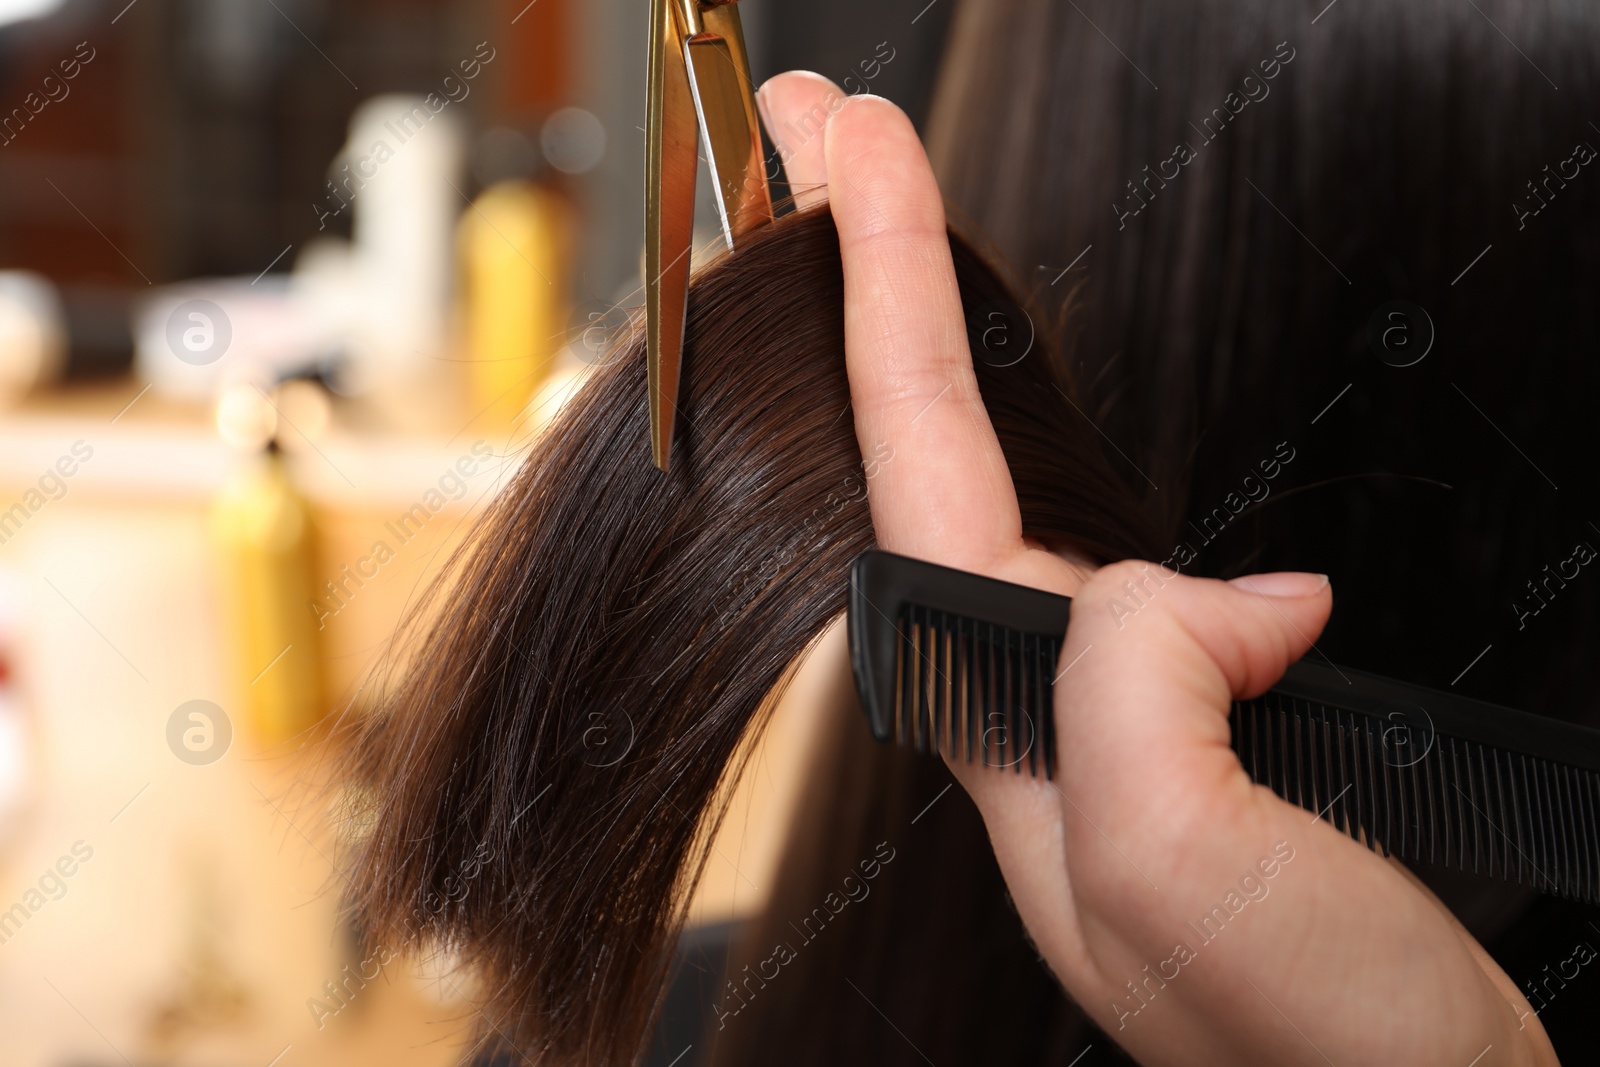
[646,0,775,470]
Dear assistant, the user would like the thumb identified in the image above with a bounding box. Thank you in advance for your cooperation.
[1056,559,1331,819]
[1073,561,1332,715]
[1056,560,1334,852]
[942,558,1333,991]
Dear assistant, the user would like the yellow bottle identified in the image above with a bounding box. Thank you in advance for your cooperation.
[457,180,571,428]
[210,442,325,748]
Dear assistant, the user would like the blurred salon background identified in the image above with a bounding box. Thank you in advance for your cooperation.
[0,0,952,1063]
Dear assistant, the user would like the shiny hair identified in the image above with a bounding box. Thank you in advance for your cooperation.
[335,203,1160,1066]
[929,0,1600,1056]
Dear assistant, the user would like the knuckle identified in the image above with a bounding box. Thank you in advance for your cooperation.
[1081,557,1172,603]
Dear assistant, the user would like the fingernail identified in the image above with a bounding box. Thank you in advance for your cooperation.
[1227,571,1329,598]
[754,82,775,131]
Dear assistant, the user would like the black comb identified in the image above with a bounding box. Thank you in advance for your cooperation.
[846,549,1600,904]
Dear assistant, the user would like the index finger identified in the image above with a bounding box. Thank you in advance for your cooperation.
[825,94,1023,569]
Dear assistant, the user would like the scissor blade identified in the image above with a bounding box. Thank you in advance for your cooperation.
[689,3,773,250]
[646,0,699,471]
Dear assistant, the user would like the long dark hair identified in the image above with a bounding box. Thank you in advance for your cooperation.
[335,203,1159,1067]
[930,0,1600,700]
[927,0,1600,1054]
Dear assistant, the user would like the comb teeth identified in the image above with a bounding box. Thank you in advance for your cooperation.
[895,604,1059,779]
[850,550,1600,902]
[884,606,1600,904]
[1232,693,1600,904]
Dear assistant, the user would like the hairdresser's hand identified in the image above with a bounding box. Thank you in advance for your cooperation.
[756,74,1558,1066]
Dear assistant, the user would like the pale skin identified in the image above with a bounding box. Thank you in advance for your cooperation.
[755,71,1559,1065]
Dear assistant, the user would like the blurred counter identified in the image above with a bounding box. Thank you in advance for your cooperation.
[0,383,513,1067]
[0,381,824,1067]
